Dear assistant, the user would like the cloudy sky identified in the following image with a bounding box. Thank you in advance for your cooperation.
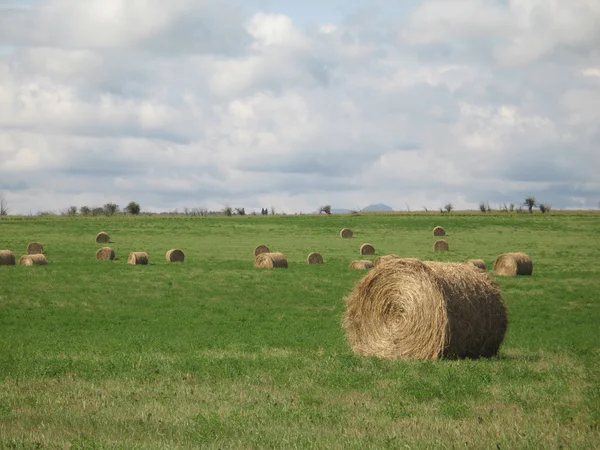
[1,0,599,214]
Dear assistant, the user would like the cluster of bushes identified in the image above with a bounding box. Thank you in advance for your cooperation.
[477,197,552,214]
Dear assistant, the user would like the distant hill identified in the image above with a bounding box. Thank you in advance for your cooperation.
[362,203,394,212]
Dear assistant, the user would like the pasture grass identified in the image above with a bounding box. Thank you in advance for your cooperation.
[1,211,599,448]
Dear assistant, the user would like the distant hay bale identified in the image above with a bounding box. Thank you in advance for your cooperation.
[255,252,288,269]
[0,250,16,266]
[307,252,323,265]
[19,254,47,266]
[349,260,374,270]
[26,242,43,254]
[166,249,185,262]
[254,245,270,257]
[360,243,375,255]
[340,228,353,238]
[96,232,110,244]
[433,240,449,252]
[493,252,533,276]
[343,259,508,360]
[433,226,446,237]
[128,252,149,265]
[96,247,115,261]
[465,259,486,271]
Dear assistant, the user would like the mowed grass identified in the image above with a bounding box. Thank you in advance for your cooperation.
[0,212,599,449]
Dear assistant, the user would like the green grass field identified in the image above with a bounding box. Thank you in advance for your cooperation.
[1,212,599,449]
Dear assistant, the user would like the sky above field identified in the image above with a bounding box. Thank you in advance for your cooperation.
[1,0,599,214]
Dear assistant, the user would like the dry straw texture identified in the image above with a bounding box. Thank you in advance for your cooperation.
[343,259,507,360]
[433,226,446,236]
[166,249,185,262]
[26,242,43,254]
[340,228,353,238]
[465,259,487,271]
[0,250,16,266]
[254,252,288,268]
[254,245,270,257]
[374,254,401,267]
[307,252,324,265]
[433,240,449,252]
[19,254,47,266]
[128,252,149,265]
[96,232,110,244]
[493,252,533,276]
[349,260,374,270]
[360,243,375,255]
[96,247,115,261]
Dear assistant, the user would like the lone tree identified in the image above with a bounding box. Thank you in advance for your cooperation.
[318,205,332,215]
[0,193,8,216]
[524,196,537,214]
[124,201,141,215]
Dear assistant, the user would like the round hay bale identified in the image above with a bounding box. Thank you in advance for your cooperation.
[493,252,533,276]
[254,245,270,257]
[96,247,115,261]
[374,254,414,267]
[360,243,375,255]
[166,249,185,262]
[19,254,47,266]
[343,259,507,360]
[349,260,374,270]
[465,259,486,271]
[340,228,353,238]
[307,252,323,265]
[128,252,149,265]
[0,250,16,266]
[26,242,43,254]
[96,232,110,244]
[433,240,449,252]
[254,252,288,268]
[433,226,445,236]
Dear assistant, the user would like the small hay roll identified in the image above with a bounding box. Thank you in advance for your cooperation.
[493,252,533,276]
[128,252,149,265]
[96,232,110,244]
[19,254,47,266]
[340,228,353,239]
[307,252,323,265]
[254,245,270,257]
[96,247,115,261]
[465,259,486,271]
[349,260,374,270]
[255,252,288,268]
[166,249,185,262]
[433,240,449,252]
[360,243,375,255]
[433,226,446,236]
[0,250,16,266]
[343,259,507,360]
[26,242,43,254]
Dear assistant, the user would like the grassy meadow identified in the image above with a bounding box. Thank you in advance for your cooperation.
[0,212,599,449]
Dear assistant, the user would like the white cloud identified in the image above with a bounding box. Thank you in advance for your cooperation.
[0,0,599,214]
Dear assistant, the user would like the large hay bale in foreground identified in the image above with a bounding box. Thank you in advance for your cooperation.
[254,245,270,257]
[433,226,446,236]
[26,242,43,254]
[493,252,533,276]
[307,252,323,265]
[128,252,149,265]
[374,254,401,267]
[19,254,47,266]
[96,247,115,261]
[465,259,486,271]
[349,260,374,270]
[433,240,449,252]
[360,243,375,255]
[343,259,507,360]
[96,232,110,244]
[340,228,353,238]
[166,249,185,262]
[255,252,288,268]
[0,250,16,266]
